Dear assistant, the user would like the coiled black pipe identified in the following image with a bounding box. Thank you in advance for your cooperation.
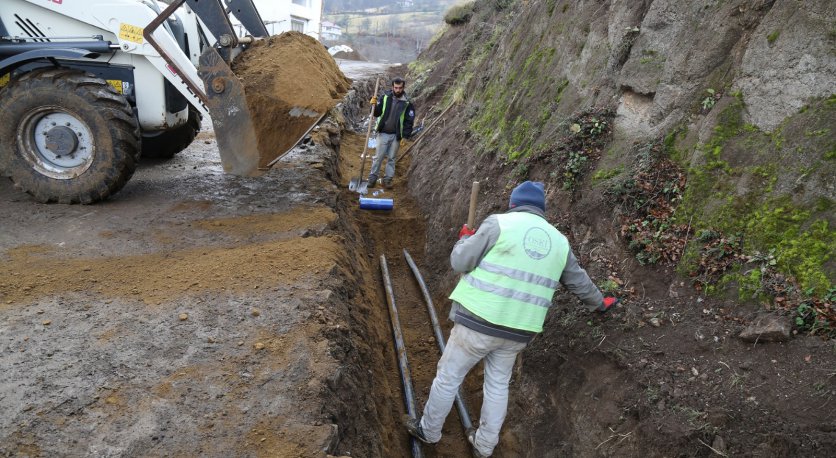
[380,254,423,458]
[402,249,474,432]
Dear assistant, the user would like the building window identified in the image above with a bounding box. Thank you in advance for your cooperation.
[291,17,307,33]
[292,0,309,6]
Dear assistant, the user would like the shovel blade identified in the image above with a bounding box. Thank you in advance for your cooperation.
[348,177,369,194]
[357,181,369,195]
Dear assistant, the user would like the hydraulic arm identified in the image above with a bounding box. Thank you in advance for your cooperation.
[144,0,268,175]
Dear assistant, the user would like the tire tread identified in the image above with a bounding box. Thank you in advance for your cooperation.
[0,67,140,203]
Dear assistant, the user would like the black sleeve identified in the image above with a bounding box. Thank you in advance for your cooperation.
[373,95,384,118]
[402,102,415,138]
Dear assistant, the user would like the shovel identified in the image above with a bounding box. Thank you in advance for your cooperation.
[349,77,380,194]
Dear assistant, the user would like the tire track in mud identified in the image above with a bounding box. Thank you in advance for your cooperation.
[337,131,472,457]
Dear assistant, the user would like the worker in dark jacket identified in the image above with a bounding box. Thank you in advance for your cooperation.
[405,181,618,458]
[368,77,415,188]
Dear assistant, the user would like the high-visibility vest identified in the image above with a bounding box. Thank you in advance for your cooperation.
[449,212,569,332]
[375,93,408,137]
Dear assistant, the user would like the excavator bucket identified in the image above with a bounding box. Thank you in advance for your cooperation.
[197,46,262,176]
[148,0,350,175]
[226,32,350,170]
[198,33,349,175]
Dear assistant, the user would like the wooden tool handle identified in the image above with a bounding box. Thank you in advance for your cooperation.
[467,181,480,229]
[357,77,380,180]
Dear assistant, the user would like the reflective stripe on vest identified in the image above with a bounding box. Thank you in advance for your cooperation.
[375,94,407,137]
[449,212,569,332]
[375,94,388,131]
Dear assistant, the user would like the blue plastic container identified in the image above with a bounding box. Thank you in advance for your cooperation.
[359,197,394,211]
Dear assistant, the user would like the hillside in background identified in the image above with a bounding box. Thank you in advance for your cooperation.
[323,0,458,62]
[325,0,454,14]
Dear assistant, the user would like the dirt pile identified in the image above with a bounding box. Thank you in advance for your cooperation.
[333,49,366,61]
[233,32,351,168]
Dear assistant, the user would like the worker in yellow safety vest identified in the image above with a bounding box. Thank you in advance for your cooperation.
[406,181,619,458]
[367,77,415,188]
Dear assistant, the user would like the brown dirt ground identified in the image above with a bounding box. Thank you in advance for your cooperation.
[3,65,831,457]
[233,32,352,168]
[0,108,359,457]
[0,207,339,307]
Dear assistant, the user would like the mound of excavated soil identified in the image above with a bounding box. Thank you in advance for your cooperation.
[333,49,366,61]
[232,32,351,168]
[0,207,339,306]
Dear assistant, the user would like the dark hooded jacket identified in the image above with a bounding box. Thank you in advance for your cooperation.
[374,90,415,140]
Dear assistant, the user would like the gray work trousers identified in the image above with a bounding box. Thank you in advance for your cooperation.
[369,132,399,180]
[419,323,527,456]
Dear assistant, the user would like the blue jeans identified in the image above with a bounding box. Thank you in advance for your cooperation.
[419,323,527,456]
[369,132,398,180]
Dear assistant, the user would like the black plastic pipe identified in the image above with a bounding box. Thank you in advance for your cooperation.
[403,249,474,432]
[380,254,423,458]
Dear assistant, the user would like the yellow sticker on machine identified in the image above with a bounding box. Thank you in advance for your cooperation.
[119,23,144,44]
[107,80,123,94]
[0,73,9,87]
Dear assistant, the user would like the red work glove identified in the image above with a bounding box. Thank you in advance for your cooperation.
[597,296,619,312]
[458,224,476,240]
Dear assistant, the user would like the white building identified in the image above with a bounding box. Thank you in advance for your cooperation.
[232,0,323,40]
[320,21,342,41]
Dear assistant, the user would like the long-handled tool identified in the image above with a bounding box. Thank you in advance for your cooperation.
[467,181,480,229]
[348,77,380,194]
[395,102,456,163]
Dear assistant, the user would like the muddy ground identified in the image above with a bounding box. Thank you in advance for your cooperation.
[0,62,476,458]
[0,63,381,458]
[2,63,835,458]
[0,110,352,456]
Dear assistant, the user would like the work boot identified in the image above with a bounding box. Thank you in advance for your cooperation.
[467,427,491,458]
[367,174,378,188]
[404,416,436,445]
[383,177,393,188]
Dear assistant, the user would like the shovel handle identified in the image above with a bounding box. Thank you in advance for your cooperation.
[356,77,380,183]
[467,181,480,229]
[359,77,380,160]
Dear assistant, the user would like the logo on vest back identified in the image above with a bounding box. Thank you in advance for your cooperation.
[523,227,552,260]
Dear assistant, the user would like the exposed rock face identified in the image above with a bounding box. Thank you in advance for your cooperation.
[611,0,835,137]
[734,0,836,131]
[407,0,835,272]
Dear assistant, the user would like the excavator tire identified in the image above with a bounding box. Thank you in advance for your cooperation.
[141,106,202,159]
[0,67,140,204]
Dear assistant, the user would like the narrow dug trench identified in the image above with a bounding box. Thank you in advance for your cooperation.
[329,82,637,458]
[331,128,473,457]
